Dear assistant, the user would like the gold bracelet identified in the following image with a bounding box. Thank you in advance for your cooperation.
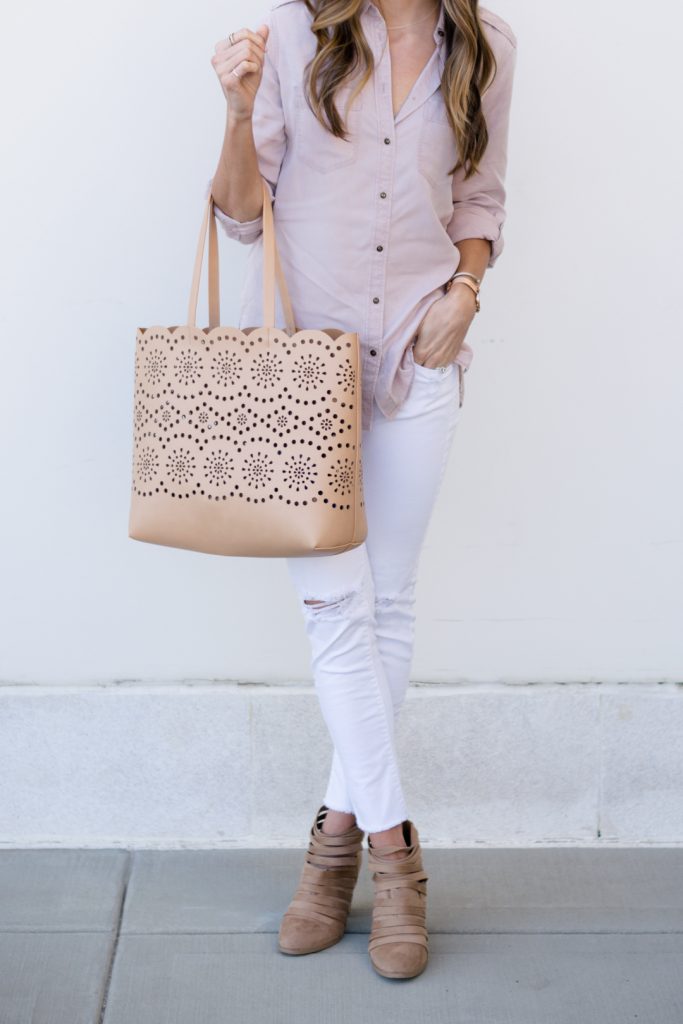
[451,270,482,286]
[445,275,480,312]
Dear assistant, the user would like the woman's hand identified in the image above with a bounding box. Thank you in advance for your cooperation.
[211,24,270,120]
[412,283,478,368]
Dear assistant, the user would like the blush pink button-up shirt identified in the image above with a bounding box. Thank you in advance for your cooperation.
[206,0,517,431]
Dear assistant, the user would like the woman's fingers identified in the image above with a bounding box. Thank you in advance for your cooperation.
[211,24,269,108]
[215,26,267,55]
[213,25,268,66]
[215,53,261,79]
[211,43,265,75]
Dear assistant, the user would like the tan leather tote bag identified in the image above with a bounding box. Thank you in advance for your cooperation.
[129,178,367,557]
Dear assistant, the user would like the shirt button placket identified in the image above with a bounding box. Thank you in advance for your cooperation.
[366,29,395,429]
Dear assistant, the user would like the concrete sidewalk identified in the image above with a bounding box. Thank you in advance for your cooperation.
[0,846,681,1023]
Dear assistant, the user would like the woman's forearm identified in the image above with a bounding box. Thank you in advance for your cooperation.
[453,238,491,283]
[210,109,265,223]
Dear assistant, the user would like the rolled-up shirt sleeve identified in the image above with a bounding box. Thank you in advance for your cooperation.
[206,9,286,245]
[204,176,274,244]
[445,30,517,268]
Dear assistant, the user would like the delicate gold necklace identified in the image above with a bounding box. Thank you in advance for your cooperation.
[379,2,440,31]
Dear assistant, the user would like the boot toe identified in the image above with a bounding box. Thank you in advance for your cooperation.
[369,941,428,978]
[279,914,342,955]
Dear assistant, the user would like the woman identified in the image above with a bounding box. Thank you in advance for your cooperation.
[208,0,516,980]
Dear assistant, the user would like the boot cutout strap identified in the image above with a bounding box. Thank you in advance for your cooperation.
[367,830,429,952]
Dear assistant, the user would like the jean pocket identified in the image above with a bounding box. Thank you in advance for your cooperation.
[410,340,456,383]
[412,358,455,381]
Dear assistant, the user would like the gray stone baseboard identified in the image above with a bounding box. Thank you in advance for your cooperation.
[0,682,681,847]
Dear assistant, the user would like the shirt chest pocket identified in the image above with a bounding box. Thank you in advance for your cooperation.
[294,83,364,174]
[417,93,458,191]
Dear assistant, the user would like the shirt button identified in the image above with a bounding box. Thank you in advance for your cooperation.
[370,348,377,356]
[437,28,444,35]
[379,191,387,198]
[372,297,380,304]
[376,244,384,252]
[384,137,391,144]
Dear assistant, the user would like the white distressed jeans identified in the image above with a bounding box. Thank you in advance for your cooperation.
[285,356,465,833]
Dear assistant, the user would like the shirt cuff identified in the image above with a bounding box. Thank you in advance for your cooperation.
[447,209,505,268]
[204,177,275,244]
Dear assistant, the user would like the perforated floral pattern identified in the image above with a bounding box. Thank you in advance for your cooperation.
[131,328,363,512]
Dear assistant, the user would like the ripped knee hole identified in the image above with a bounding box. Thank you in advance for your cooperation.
[304,596,348,609]
[302,590,360,615]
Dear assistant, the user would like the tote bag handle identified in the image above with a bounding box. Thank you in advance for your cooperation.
[187,177,297,332]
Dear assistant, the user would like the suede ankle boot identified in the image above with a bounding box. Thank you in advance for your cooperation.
[278,804,365,955]
[366,819,429,978]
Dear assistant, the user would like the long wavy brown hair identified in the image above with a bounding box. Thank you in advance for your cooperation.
[300,0,497,180]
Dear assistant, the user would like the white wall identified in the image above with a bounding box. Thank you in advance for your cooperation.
[0,0,681,844]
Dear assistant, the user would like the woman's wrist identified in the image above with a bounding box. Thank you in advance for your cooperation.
[444,278,479,315]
